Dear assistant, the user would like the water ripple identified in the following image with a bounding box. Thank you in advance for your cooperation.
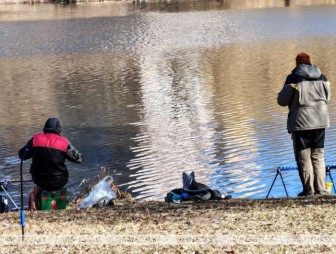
[1,4,336,206]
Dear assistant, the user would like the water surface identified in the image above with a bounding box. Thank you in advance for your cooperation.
[1,1,336,206]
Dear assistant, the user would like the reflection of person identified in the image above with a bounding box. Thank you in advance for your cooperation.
[277,53,330,196]
[18,118,83,191]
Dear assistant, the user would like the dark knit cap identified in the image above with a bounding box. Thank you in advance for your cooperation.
[296,53,311,66]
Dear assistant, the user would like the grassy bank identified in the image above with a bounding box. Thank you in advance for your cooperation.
[1,196,336,253]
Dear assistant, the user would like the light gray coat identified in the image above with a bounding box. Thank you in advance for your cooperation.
[277,64,330,132]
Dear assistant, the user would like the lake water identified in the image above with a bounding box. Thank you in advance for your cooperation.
[1,0,336,206]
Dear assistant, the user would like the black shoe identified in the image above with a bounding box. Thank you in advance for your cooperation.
[297,191,314,197]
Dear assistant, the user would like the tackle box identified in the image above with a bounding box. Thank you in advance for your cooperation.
[35,187,67,210]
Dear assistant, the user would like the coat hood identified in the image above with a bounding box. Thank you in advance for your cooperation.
[294,64,321,79]
[43,118,62,135]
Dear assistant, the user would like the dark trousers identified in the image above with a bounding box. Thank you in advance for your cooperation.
[292,129,327,194]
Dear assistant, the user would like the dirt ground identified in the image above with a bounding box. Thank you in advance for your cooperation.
[1,196,336,253]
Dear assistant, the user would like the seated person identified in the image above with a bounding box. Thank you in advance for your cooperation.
[18,118,83,191]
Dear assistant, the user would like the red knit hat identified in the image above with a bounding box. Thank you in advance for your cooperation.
[296,53,311,66]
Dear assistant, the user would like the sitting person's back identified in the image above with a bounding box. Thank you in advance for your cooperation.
[18,118,83,191]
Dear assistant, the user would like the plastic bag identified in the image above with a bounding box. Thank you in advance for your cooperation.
[80,176,116,208]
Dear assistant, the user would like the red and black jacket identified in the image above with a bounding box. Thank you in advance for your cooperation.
[19,132,83,191]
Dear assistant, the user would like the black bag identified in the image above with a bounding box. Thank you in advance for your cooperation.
[165,188,212,203]
[0,195,9,213]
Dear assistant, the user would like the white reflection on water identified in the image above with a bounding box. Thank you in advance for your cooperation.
[127,50,219,198]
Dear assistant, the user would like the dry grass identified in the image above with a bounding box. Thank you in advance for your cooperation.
[1,196,336,253]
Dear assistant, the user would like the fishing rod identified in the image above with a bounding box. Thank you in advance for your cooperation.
[20,156,25,241]
[2,180,33,183]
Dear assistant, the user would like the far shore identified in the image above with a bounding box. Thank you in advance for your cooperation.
[1,0,336,5]
[1,196,336,253]
[0,0,129,3]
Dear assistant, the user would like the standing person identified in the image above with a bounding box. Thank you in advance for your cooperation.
[18,118,83,191]
[277,53,330,196]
